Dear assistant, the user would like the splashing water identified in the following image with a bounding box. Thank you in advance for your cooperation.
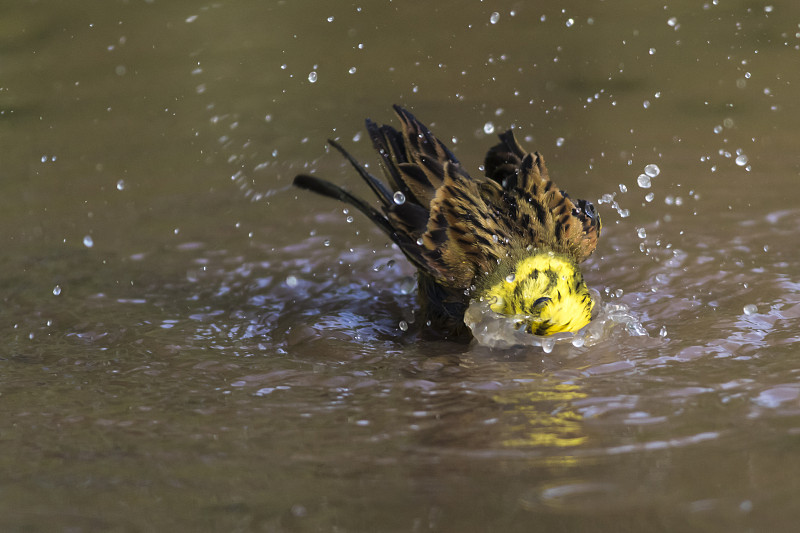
[464,289,646,350]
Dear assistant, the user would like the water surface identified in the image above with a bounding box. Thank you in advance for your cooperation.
[2,1,800,531]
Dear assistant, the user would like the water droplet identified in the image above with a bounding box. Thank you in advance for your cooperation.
[116,179,125,191]
[541,337,555,353]
[637,227,647,238]
[743,304,758,315]
[307,71,317,83]
[323,239,331,247]
[53,285,62,296]
[667,16,678,27]
[644,164,660,177]
[659,326,668,337]
[393,191,406,205]
[326,16,334,22]
[346,216,354,223]
[348,66,356,74]
[555,137,565,147]
[83,235,94,248]
[483,122,495,134]
[637,174,652,188]
[619,184,628,193]
[489,12,500,24]
[399,320,409,331]
[645,192,655,202]
[505,273,515,283]
[416,237,424,246]
[735,154,748,166]
[649,47,656,55]
[286,275,298,288]
[713,125,723,134]
[643,100,650,109]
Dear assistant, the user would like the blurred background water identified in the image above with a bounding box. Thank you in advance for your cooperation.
[2,0,800,531]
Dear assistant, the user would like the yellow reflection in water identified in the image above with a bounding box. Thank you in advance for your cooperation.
[493,382,587,449]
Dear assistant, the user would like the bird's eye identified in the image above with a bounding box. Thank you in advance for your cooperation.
[533,296,551,308]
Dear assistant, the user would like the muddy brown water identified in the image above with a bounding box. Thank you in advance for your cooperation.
[2,1,800,531]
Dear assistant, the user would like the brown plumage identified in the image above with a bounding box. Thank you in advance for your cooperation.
[294,105,601,340]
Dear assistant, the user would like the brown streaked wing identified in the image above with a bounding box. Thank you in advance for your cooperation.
[410,162,510,289]
[483,130,601,262]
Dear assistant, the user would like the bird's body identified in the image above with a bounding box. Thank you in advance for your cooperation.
[294,105,601,341]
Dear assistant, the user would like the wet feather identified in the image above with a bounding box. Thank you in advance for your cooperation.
[294,106,601,340]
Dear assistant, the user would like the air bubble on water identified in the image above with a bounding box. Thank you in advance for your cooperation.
[393,191,406,205]
[555,137,565,147]
[323,239,331,247]
[619,209,630,218]
[565,18,574,28]
[644,164,660,177]
[665,195,675,205]
[399,320,409,332]
[659,326,668,338]
[116,179,125,191]
[483,122,495,134]
[53,285,62,296]
[285,275,298,288]
[326,16,334,22]
[643,100,650,109]
[352,131,361,142]
[83,235,94,248]
[505,273,515,283]
[713,125,723,134]
[649,48,656,55]
[645,192,655,202]
[743,304,758,315]
[307,71,318,83]
[667,16,678,27]
[637,174,652,188]
[637,227,647,238]
[490,12,500,24]
[735,154,748,166]
[416,237,424,246]
[346,216,354,223]
[619,184,628,193]
[348,67,357,74]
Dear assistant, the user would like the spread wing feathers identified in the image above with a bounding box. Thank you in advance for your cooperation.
[483,129,601,263]
[367,104,460,210]
[293,107,600,293]
[410,162,511,287]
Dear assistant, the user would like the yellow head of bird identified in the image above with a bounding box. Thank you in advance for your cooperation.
[483,252,594,336]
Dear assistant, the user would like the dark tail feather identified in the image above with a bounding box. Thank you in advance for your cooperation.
[327,139,394,206]
[293,174,396,237]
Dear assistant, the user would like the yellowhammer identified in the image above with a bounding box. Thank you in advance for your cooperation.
[294,105,601,341]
